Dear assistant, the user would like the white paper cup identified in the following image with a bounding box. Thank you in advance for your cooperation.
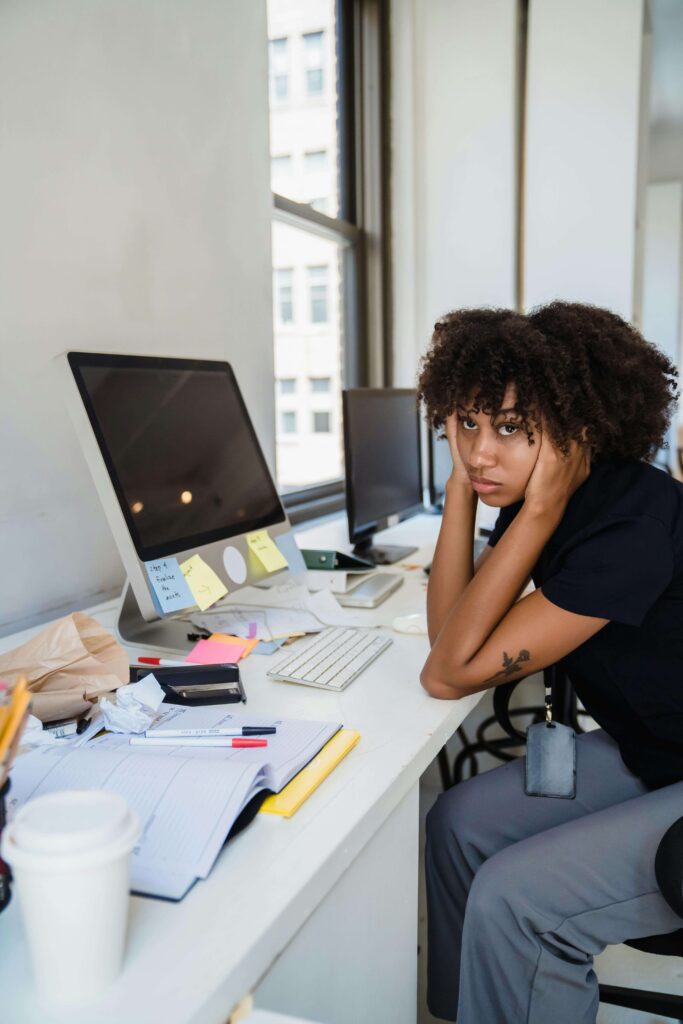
[1,789,140,1006]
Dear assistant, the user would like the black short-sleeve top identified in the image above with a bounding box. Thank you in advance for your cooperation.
[488,460,683,790]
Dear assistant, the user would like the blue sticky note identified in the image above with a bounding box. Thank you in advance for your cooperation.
[252,638,287,656]
[144,558,195,613]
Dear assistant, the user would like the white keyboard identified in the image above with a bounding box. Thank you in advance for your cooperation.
[267,627,392,691]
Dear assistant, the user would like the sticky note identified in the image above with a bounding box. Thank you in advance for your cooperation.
[179,555,228,611]
[210,633,260,658]
[145,558,195,613]
[246,529,288,573]
[185,639,247,665]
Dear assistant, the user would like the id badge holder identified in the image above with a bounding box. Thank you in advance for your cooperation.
[525,678,576,799]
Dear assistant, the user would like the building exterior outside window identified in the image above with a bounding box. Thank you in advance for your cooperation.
[312,411,331,433]
[269,37,289,101]
[278,378,297,394]
[308,265,328,322]
[310,377,331,392]
[303,31,324,96]
[274,268,294,323]
[281,411,297,434]
[268,0,343,492]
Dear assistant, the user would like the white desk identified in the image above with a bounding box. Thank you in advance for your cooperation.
[0,514,483,1024]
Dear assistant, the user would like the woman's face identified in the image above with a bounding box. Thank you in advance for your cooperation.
[455,385,539,506]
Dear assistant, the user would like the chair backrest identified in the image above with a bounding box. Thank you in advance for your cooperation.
[656,816,683,919]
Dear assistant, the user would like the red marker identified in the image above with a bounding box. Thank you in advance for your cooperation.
[137,657,187,667]
[226,738,267,748]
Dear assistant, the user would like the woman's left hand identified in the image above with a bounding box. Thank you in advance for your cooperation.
[524,424,591,519]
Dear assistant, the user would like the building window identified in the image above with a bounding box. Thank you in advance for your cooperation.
[308,265,328,323]
[304,150,327,173]
[278,378,297,394]
[303,31,324,96]
[268,2,386,500]
[274,268,294,323]
[271,154,292,177]
[269,37,289,101]
[312,411,331,433]
[281,411,297,434]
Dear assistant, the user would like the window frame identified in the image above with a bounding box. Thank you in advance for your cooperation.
[269,0,391,523]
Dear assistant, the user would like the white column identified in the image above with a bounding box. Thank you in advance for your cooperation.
[523,0,646,319]
[391,0,520,386]
[642,181,683,468]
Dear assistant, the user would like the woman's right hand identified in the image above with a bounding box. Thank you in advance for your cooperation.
[444,413,473,490]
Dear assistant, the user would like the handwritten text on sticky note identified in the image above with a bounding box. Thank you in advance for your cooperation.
[179,554,228,611]
[246,529,288,573]
[145,558,195,613]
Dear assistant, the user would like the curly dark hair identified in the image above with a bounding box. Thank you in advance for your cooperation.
[416,301,679,460]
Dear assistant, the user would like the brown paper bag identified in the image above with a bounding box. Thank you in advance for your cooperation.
[0,612,128,722]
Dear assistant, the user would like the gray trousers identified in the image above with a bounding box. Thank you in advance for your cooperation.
[425,728,683,1023]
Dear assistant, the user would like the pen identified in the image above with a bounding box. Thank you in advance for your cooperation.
[220,727,276,736]
[76,714,92,735]
[137,657,188,667]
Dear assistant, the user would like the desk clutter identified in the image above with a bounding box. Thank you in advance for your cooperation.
[6,707,354,901]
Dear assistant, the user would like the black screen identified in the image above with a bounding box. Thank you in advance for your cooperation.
[430,429,453,502]
[343,389,422,538]
[69,353,285,561]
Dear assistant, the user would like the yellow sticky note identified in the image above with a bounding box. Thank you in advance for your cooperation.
[179,554,228,611]
[246,529,288,573]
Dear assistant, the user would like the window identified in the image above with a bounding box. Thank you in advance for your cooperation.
[269,37,289,101]
[267,2,387,505]
[303,31,324,96]
[278,378,297,394]
[274,268,294,323]
[304,150,327,173]
[308,265,328,323]
[271,154,292,177]
[312,411,331,433]
[281,411,297,434]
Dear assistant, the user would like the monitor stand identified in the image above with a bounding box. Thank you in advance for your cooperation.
[116,582,196,658]
[351,540,418,567]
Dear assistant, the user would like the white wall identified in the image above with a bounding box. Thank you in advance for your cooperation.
[390,0,519,387]
[0,0,275,635]
[642,181,683,461]
[524,0,646,319]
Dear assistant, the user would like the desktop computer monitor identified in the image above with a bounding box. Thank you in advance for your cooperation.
[428,427,453,510]
[61,352,302,653]
[342,388,423,565]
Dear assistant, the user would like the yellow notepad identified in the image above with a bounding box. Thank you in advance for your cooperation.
[259,728,361,818]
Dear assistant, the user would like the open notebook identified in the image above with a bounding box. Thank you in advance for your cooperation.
[8,710,341,900]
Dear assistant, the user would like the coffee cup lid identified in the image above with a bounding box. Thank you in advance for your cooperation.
[8,790,136,857]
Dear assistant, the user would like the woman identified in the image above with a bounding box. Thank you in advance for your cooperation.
[417,301,683,1024]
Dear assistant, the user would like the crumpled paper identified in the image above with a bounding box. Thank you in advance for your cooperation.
[99,673,166,734]
[0,612,129,723]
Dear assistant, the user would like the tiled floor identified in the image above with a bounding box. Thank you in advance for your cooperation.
[416,677,683,1024]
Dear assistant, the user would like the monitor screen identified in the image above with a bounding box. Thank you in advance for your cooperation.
[343,389,422,539]
[68,353,285,561]
[429,428,453,503]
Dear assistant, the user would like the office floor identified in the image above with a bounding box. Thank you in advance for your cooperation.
[417,676,683,1024]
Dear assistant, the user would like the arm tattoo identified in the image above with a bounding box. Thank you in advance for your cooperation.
[484,649,530,685]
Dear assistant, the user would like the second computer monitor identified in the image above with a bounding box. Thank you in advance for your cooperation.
[342,388,423,565]
[428,426,454,510]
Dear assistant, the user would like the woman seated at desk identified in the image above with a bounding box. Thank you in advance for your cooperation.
[418,301,683,1024]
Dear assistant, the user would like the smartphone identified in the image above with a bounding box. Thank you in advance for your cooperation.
[337,573,403,608]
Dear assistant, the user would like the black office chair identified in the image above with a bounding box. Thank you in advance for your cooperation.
[442,668,683,1020]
